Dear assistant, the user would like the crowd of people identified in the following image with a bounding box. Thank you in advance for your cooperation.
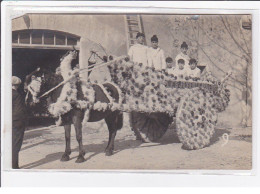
[128,32,201,80]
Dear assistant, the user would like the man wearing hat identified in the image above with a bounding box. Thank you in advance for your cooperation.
[12,76,28,169]
[128,32,149,67]
[147,35,167,71]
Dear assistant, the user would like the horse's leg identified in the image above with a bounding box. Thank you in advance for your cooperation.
[61,125,71,161]
[104,112,122,156]
[105,130,112,151]
[73,114,85,163]
[105,127,117,156]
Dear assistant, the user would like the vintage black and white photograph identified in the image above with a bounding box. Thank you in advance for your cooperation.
[10,13,252,170]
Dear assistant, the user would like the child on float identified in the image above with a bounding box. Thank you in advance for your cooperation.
[172,59,187,80]
[165,57,175,75]
[175,41,190,69]
[186,58,201,80]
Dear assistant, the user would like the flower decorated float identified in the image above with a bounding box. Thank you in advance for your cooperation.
[39,53,230,150]
[106,59,231,150]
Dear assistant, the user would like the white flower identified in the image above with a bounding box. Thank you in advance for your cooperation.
[93,101,103,111]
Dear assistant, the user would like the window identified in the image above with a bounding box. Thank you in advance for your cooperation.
[19,32,30,44]
[67,37,77,45]
[44,32,54,45]
[32,31,42,44]
[56,34,66,45]
[12,33,18,43]
[12,30,80,48]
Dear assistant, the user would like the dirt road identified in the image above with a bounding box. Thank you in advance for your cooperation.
[20,114,252,170]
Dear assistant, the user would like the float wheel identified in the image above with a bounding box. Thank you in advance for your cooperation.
[130,112,173,142]
[176,89,217,150]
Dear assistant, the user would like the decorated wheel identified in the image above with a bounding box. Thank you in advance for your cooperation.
[130,112,173,142]
[176,89,218,150]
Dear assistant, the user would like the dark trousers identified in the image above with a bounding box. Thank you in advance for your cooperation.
[12,120,26,169]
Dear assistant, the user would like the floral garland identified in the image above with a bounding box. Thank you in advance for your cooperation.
[103,81,123,105]
[48,51,95,119]
[48,77,78,117]
[106,59,230,115]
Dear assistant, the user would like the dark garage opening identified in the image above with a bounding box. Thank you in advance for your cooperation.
[12,48,79,126]
[12,48,79,83]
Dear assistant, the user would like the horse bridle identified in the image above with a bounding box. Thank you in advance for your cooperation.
[25,77,43,104]
[88,50,105,63]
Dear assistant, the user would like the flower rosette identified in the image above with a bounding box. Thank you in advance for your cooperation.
[215,86,230,112]
[176,88,218,150]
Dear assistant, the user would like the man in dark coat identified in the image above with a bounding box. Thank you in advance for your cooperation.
[12,76,28,169]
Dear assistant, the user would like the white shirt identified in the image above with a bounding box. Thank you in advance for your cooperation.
[186,67,201,78]
[172,67,188,79]
[128,43,149,67]
[147,47,167,71]
[175,52,190,69]
[167,68,175,75]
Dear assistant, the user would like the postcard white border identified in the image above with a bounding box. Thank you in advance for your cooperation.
[1,1,260,187]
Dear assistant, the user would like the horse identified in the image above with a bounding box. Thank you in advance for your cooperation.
[27,50,123,163]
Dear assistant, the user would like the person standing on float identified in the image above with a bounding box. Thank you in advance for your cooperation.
[127,32,150,141]
[147,35,167,71]
[128,32,149,67]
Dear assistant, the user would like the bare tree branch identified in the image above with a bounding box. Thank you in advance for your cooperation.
[220,15,251,60]
[235,17,250,54]
[197,22,247,62]
[199,45,246,87]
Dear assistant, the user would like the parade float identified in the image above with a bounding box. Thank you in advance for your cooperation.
[106,59,231,150]
[31,54,231,150]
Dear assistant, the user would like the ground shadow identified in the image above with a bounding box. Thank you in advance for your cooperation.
[21,139,52,151]
[23,128,52,140]
[20,151,79,169]
[83,139,143,161]
[156,129,180,144]
[210,128,231,145]
[229,135,252,143]
[20,138,143,168]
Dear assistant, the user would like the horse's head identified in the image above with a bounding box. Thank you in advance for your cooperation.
[60,48,78,62]
[70,49,78,60]
[26,72,45,106]
[26,69,64,116]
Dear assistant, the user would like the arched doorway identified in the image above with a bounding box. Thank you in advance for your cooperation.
[12,29,80,82]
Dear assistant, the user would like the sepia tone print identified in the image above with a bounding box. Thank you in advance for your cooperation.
[11,14,252,170]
